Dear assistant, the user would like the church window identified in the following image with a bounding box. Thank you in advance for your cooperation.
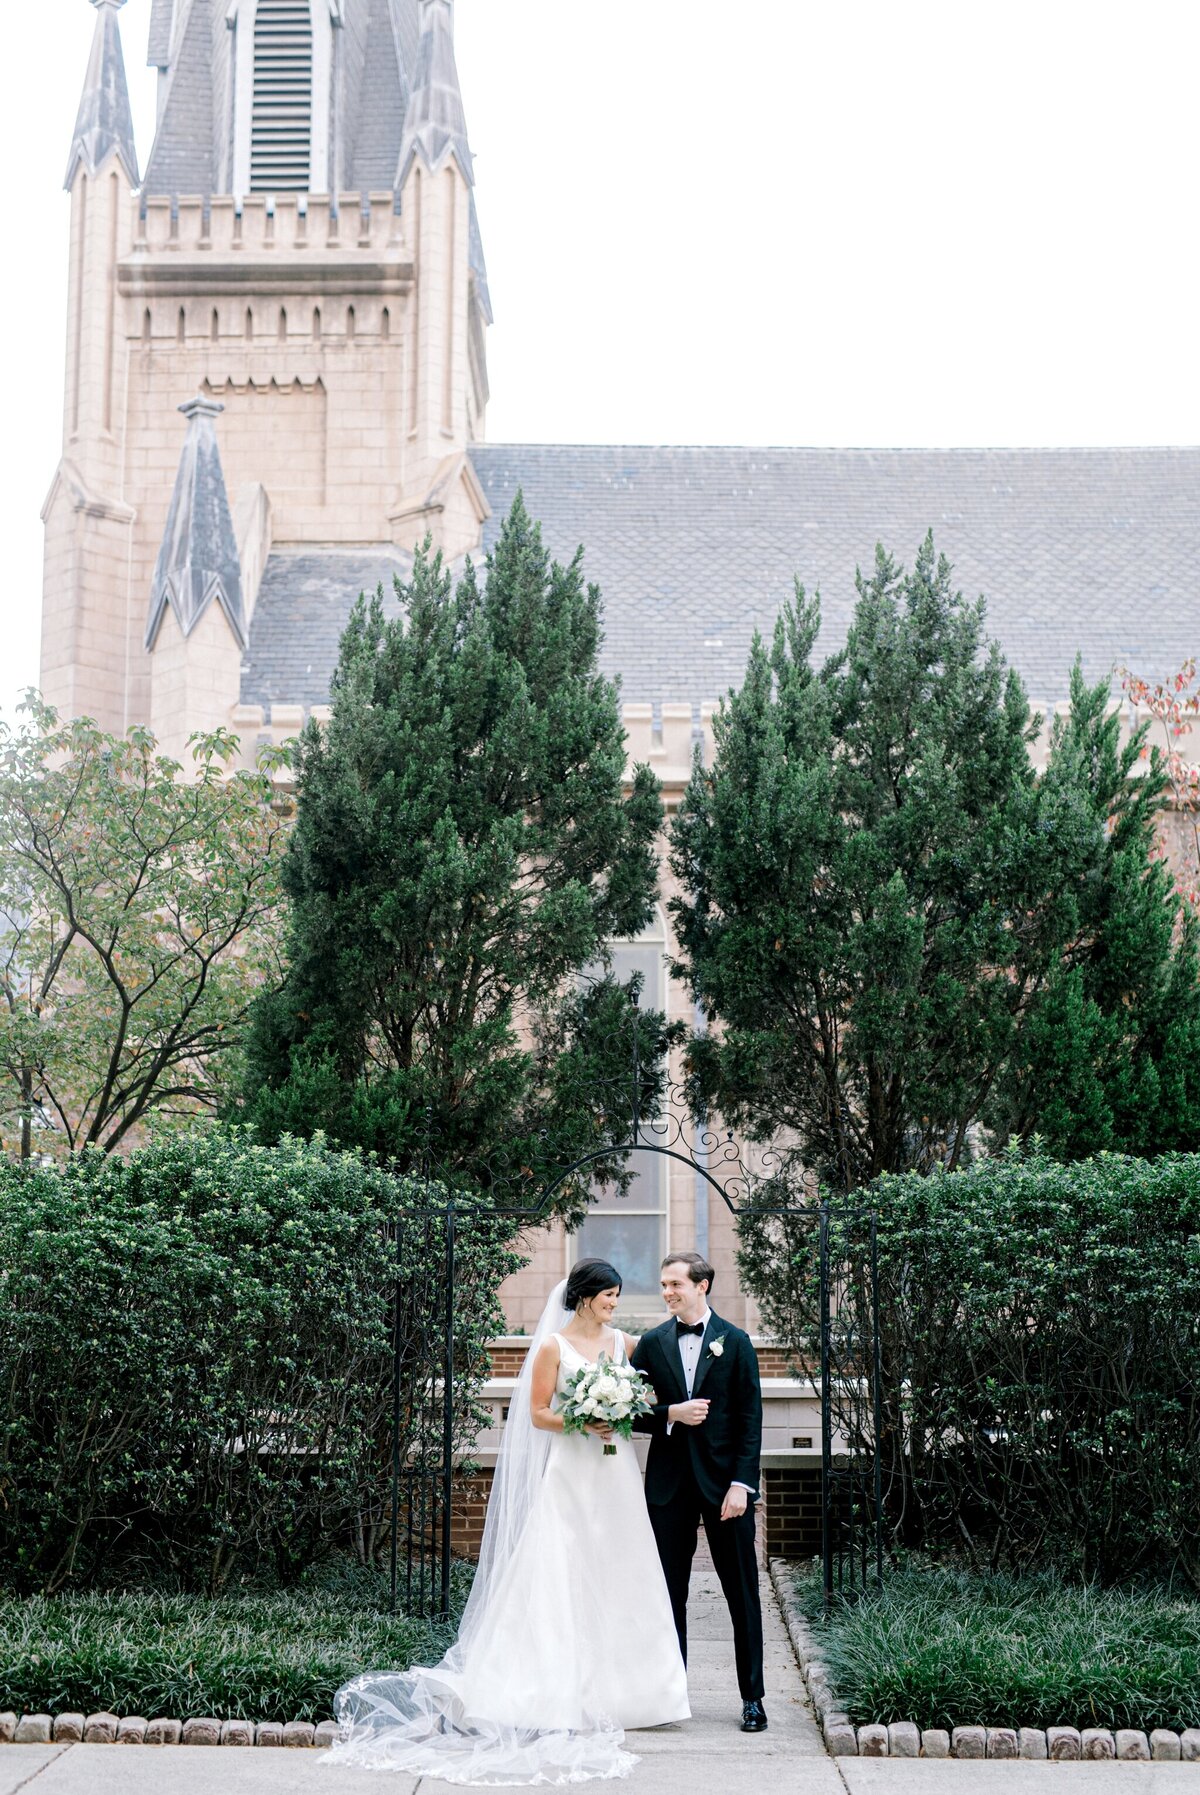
[346,304,356,341]
[142,308,152,344]
[177,307,186,344]
[312,305,322,342]
[573,911,671,1304]
[245,307,254,342]
[381,306,391,341]
[278,305,288,342]
[211,308,220,342]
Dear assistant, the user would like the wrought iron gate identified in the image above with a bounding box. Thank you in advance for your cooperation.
[819,1202,884,1606]
[385,1045,885,1618]
[387,1201,455,1618]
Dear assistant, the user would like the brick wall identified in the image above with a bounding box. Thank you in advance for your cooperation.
[487,1340,798,1378]
[762,1464,822,1560]
[450,1466,494,1561]
[451,1462,821,1563]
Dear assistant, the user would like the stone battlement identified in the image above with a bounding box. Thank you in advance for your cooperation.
[228,700,722,796]
[130,192,409,264]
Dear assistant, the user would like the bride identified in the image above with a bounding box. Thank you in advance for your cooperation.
[326,1258,689,1784]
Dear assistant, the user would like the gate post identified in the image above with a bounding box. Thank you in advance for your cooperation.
[440,1201,456,1619]
[389,1213,403,1616]
[819,1201,834,1609]
[869,1211,884,1589]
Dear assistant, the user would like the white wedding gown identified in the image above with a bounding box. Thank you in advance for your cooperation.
[327,1302,689,1785]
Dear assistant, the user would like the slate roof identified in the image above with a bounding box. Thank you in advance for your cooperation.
[240,548,414,708]
[65,0,140,189]
[471,445,1200,709]
[240,445,1200,717]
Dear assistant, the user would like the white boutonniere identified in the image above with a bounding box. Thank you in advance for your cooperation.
[708,1334,727,1358]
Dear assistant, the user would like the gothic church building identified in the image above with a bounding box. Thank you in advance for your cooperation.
[43,0,1200,1340]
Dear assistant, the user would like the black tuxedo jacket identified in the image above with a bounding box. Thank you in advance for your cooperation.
[631,1311,763,1509]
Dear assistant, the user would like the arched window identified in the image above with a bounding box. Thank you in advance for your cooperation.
[278,305,288,342]
[312,305,322,342]
[346,304,356,341]
[245,306,254,342]
[211,307,220,342]
[230,0,333,199]
[573,909,671,1304]
[381,306,391,341]
[177,306,186,344]
[142,307,152,344]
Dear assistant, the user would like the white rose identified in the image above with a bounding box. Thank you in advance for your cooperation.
[581,1397,598,1415]
[709,1340,724,1357]
[611,1402,630,1419]
[596,1377,619,1402]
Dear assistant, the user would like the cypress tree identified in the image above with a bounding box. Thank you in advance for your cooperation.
[244,497,665,1214]
[670,534,1200,1195]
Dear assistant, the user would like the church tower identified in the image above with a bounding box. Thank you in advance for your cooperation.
[42,0,491,761]
[41,0,140,732]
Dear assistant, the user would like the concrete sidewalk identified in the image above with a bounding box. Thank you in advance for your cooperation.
[1,1572,1196,1793]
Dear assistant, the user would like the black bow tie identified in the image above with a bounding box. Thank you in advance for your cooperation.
[675,1320,705,1337]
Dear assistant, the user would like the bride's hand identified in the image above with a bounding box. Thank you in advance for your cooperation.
[584,1421,614,1442]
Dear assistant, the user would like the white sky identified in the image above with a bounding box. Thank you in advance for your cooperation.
[4,0,1199,722]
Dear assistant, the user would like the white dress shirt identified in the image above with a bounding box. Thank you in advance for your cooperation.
[676,1306,713,1396]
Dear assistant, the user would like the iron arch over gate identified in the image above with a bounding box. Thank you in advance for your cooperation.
[385,1020,883,1619]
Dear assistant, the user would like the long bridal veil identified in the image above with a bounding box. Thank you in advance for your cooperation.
[325,1278,639,1785]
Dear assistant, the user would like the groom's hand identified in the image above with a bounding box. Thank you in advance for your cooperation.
[668,1399,710,1426]
[720,1485,748,1521]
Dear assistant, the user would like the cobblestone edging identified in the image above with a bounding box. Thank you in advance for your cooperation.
[767,1559,1200,1765]
[0,1711,339,1748]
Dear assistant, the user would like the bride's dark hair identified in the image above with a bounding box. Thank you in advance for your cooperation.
[564,1258,622,1312]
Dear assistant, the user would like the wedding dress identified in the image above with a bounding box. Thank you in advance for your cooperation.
[326,1280,689,1785]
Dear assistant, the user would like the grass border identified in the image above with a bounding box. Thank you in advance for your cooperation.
[767,1560,1197,1764]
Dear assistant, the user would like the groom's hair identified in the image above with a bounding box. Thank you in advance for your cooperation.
[662,1251,715,1294]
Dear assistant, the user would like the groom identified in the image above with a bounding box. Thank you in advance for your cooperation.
[632,1251,766,1733]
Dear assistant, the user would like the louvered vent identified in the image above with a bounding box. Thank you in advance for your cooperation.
[250,0,313,192]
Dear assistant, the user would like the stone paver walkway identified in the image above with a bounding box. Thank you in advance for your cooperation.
[0,1566,835,1795]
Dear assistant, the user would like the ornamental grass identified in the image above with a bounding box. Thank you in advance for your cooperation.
[0,1569,466,1724]
[796,1563,1200,1734]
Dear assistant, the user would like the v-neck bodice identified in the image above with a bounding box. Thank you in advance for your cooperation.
[553,1328,625,1371]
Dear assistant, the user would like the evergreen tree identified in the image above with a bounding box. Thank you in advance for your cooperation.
[670,534,1200,1195]
[244,498,665,1216]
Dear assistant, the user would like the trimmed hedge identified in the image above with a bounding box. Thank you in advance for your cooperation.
[0,1131,518,1594]
[742,1151,1200,1585]
[795,1563,1200,1733]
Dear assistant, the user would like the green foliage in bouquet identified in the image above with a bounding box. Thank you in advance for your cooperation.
[558,1354,654,1454]
[242,496,668,1219]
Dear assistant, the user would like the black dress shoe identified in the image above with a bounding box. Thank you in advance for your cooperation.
[740,1700,768,1732]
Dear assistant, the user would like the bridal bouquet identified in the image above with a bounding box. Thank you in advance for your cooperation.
[559,1353,654,1455]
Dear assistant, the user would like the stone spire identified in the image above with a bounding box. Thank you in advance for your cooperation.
[397,0,474,187]
[146,399,246,651]
[146,0,175,70]
[65,0,140,190]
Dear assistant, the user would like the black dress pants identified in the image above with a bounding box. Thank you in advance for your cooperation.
[647,1465,765,1701]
